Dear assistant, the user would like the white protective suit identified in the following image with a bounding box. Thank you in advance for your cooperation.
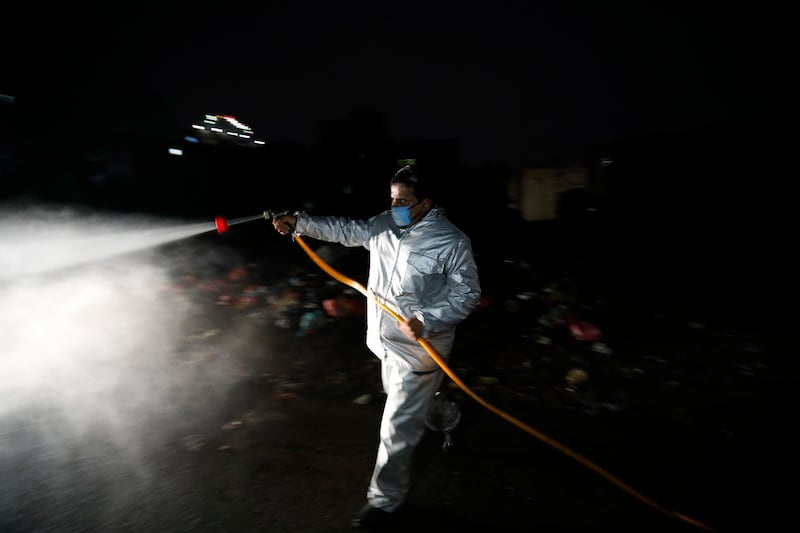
[293,206,481,511]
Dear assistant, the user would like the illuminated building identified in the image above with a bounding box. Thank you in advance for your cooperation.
[186,114,266,147]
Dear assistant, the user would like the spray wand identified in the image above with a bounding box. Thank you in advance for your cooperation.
[214,214,268,234]
[212,212,715,533]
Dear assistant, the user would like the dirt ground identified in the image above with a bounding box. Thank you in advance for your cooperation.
[1,227,796,533]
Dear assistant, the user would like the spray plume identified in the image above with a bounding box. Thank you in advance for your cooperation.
[0,202,256,528]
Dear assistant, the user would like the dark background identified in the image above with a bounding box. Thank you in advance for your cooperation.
[6,2,794,162]
[2,1,796,317]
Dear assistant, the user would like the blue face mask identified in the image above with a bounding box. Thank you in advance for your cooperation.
[391,202,419,227]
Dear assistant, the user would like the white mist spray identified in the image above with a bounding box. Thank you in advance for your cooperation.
[0,203,252,529]
[0,204,216,281]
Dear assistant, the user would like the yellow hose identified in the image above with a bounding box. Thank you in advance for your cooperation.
[292,234,714,532]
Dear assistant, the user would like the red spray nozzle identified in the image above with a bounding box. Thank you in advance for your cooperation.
[215,216,229,234]
[214,213,267,234]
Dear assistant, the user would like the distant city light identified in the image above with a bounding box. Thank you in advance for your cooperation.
[189,113,266,147]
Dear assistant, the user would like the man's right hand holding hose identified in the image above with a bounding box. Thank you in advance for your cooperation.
[272,214,297,235]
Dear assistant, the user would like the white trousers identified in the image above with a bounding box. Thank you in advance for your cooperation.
[366,358,444,511]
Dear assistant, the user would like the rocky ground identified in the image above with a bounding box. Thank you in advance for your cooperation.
[1,225,796,533]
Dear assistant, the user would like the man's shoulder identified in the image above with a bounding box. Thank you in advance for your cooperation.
[420,220,471,253]
[431,215,468,236]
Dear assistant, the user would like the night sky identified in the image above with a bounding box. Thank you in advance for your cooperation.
[8,2,794,169]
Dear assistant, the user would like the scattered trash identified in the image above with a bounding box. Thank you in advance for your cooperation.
[353,393,372,405]
[273,390,300,401]
[297,308,326,336]
[274,316,293,329]
[164,248,776,467]
[425,392,461,451]
[565,368,589,387]
[568,317,602,342]
[591,342,613,354]
[221,420,243,431]
[187,328,221,340]
[322,290,366,318]
[537,305,570,328]
[180,434,208,452]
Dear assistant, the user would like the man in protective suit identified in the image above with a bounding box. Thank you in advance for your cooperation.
[272,164,481,529]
